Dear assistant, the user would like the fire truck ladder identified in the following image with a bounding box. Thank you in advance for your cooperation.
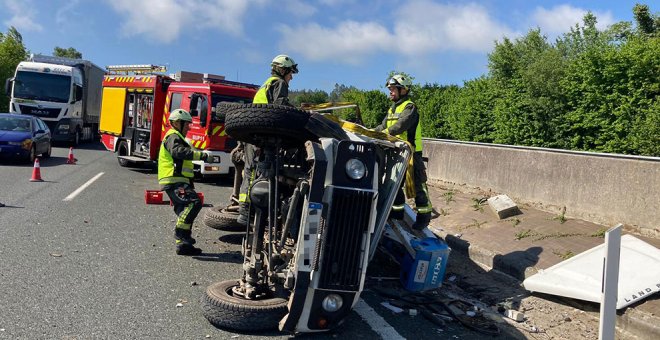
[106,64,167,75]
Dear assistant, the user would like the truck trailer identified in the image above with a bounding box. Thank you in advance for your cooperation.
[99,65,257,177]
[5,54,105,145]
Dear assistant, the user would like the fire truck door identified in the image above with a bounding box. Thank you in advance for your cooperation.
[187,93,208,145]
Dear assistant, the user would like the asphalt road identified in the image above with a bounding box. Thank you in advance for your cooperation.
[0,142,516,339]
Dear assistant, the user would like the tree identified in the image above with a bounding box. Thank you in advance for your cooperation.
[633,4,657,35]
[0,26,29,110]
[290,89,329,107]
[53,46,82,59]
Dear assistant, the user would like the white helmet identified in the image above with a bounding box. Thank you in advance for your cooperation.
[271,54,299,74]
[386,74,412,90]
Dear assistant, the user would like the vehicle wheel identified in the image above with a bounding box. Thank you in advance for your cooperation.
[225,103,315,146]
[203,206,243,231]
[201,280,288,331]
[43,143,52,158]
[117,141,130,167]
[73,130,80,147]
[28,146,36,164]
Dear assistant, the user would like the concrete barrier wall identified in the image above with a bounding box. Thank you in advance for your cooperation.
[423,139,660,235]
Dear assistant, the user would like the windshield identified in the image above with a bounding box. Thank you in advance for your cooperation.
[0,116,32,132]
[211,94,252,122]
[13,71,71,103]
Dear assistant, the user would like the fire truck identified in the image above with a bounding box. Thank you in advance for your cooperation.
[99,65,257,176]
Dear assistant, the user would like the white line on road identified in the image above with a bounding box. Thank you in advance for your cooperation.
[354,298,405,340]
[63,172,105,201]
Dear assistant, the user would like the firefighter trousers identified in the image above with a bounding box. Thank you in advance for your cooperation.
[391,152,432,219]
[164,183,203,232]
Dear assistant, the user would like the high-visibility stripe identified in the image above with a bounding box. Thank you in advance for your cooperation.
[212,126,221,135]
[200,141,207,149]
[417,206,433,213]
[392,205,405,211]
[158,176,190,185]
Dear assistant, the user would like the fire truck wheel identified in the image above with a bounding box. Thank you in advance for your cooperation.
[203,206,243,231]
[225,103,315,146]
[201,279,288,331]
[117,141,130,167]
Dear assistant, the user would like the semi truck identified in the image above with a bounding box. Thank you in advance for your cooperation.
[5,54,105,145]
[99,66,257,177]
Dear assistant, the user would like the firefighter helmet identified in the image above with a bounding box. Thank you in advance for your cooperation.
[169,109,192,122]
[386,74,412,90]
[271,54,299,74]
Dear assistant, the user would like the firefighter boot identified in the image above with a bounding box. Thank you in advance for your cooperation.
[237,202,249,225]
[412,212,432,230]
[175,229,202,256]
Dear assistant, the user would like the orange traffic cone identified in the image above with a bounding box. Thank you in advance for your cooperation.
[66,147,76,164]
[30,158,44,182]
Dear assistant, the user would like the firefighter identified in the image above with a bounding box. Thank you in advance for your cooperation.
[158,109,212,255]
[376,74,433,230]
[236,54,299,225]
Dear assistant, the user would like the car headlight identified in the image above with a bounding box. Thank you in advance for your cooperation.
[21,139,33,150]
[321,294,343,312]
[345,158,366,180]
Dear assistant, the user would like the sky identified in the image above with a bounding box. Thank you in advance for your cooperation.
[0,0,646,93]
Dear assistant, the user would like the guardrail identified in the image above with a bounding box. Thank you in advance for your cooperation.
[422,138,659,236]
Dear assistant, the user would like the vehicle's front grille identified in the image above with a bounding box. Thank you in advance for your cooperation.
[319,187,375,291]
[18,105,61,119]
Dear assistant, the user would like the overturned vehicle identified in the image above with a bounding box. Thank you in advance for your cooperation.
[200,103,413,333]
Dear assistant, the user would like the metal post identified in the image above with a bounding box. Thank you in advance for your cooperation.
[598,224,622,340]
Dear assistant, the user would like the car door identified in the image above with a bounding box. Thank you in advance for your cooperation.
[34,119,48,154]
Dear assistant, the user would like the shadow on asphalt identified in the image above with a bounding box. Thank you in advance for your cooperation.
[192,251,243,264]
[217,233,244,245]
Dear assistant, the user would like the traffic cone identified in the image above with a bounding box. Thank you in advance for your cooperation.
[30,158,44,182]
[66,147,76,164]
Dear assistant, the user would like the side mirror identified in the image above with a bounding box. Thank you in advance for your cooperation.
[74,85,83,102]
[199,102,208,128]
[5,77,13,96]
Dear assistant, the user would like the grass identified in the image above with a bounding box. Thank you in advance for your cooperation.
[510,218,521,227]
[552,250,575,260]
[471,197,487,212]
[459,219,487,231]
[552,206,568,224]
[439,208,450,216]
[533,232,584,241]
[591,227,608,238]
[515,229,535,240]
[443,191,455,204]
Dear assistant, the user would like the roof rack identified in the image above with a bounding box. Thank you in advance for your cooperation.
[106,64,167,75]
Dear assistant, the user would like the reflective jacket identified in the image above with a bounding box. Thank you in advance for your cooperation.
[158,128,202,186]
[253,76,291,106]
[384,98,423,152]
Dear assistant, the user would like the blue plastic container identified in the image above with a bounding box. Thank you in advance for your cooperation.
[400,237,450,291]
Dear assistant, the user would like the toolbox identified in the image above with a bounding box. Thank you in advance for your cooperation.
[400,237,450,291]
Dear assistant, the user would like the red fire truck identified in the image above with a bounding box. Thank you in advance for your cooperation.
[99,66,257,177]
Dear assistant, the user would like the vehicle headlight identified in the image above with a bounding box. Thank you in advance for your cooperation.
[58,124,69,130]
[21,139,33,150]
[321,294,343,313]
[345,158,366,180]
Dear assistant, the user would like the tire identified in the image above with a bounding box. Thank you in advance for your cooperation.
[72,129,80,147]
[201,280,288,331]
[43,143,52,158]
[225,103,315,146]
[203,206,243,231]
[117,141,130,167]
[27,146,36,164]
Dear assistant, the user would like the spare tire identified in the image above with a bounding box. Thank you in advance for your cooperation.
[203,206,244,231]
[225,103,315,146]
[201,280,288,331]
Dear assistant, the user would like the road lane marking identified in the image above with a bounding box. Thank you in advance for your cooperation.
[63,172,105,201]
[354,298,405,340]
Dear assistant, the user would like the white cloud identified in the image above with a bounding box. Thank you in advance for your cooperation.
[532,5,615,35]
[277,0,515,63]
[277,21,392,64]
[394,1,516,54]
[2,0,43,32]
[285,0,317,17]
[106,0,258,43]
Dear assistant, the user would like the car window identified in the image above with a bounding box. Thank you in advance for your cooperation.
[36,119,47,132]
[11,118,32,132]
